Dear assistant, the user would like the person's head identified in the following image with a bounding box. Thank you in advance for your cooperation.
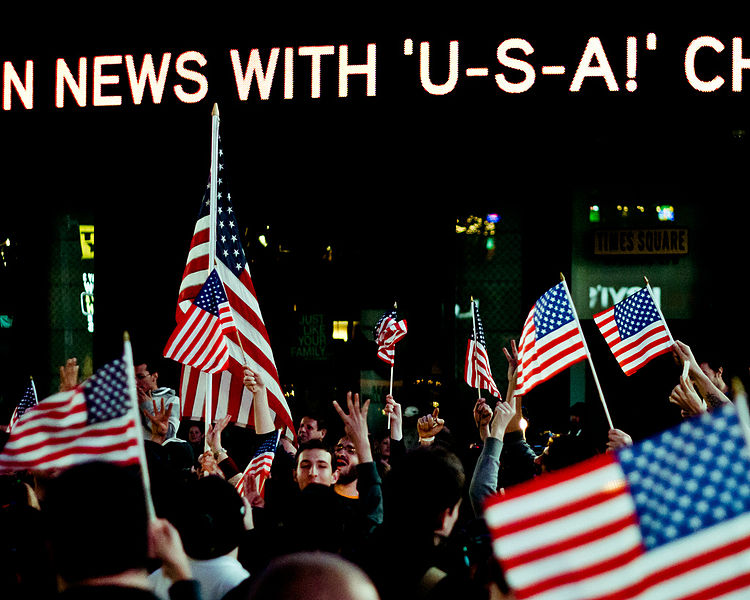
[294,440,338,490]
[44,462,149,584]
[334,436,360,485]
[134,360,159,393]
[700,359,729,393]
[171,475,247,559]
[246,551,380,600]
[383,445,465,541]
[188,424,203,444]
[372,433,390,461]
[298,416,327,444]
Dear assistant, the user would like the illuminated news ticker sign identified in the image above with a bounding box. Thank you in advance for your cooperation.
[2,35,750,110]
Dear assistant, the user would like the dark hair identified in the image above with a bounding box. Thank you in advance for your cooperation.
[44,462,149,583]
[171,475,246,560]
[383,445,465,535]
[294,439,335,469]
[301,414,327,433]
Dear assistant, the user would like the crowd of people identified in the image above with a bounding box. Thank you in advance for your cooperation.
[0,337,740,600]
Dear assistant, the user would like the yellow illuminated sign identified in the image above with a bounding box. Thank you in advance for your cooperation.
[79,225,94,259]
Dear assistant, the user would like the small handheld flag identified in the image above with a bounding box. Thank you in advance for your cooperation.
[164,268,237,374]
[464,299,501,399]
[594,285,673,376]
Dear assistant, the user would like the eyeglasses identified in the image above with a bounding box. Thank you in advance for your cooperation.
[334,443,357,455]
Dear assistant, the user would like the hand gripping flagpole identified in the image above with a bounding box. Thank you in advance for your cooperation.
[560,273,614,430]
[123,331,157,522]
[204,103,221,452]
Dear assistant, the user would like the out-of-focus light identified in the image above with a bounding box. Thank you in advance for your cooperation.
[3,238,9,246]
[486,213,500,224]
[519,418,528,432]
[258,235,268,247]
[486,236,495,250]
[589,205,600,223]
[332,320,349,342]
[656,205,675,222]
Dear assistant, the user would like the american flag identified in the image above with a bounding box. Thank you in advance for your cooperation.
[464,301,501,399]
[8,378,38,434]
[484,401,750,600]
[593,287,673,376]
[515,282,587,397]
[176,131,294,441]
[164,268,236,374]
[0,357,140,472]
[373,308,407,366]
[236,429,280,498]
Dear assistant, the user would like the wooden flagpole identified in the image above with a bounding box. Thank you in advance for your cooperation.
[123,331,156,522]
[644,275,675,345]
[204,103,221,452]
[560,273,614,430]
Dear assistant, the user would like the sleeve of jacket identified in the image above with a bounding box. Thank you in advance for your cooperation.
[469,436,503,517]
[355,461,384,532]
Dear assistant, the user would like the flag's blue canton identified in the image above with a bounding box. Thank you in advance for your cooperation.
[618,403,750,550]
[374,309,397,338]
[198,134,247,274]
[85,358,131,424]
[254,430,280,456]
[614,288,661,339]
[533,282,575,338]
[16,384,37,419]
[471,303,488,345]
[194,270,228,316]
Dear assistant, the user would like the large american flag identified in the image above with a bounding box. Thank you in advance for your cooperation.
[176,132,294,441]
[164,268,236,374]
[373,308,408,366]
[484,402,750,600]
[464,301,501,399]
[8,378,38,434]
[0,358,140,472]
[235,429,280,498]
[515,282,587,396]
[593,287,673,376]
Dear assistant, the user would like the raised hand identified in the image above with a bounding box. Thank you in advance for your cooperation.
[417,407,444,443]
[384,394,403,440]
[59,358,79,392]
[332,392,373,463]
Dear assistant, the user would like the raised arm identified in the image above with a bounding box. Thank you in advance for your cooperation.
[672,340,731,409]
[469,397,516,516]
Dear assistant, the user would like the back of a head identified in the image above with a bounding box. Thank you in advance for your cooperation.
[383,445,465,535]
[247,551,380,600]
[44,462,149,584]
[173,475,246,560]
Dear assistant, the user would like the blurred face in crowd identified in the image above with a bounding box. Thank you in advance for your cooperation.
[375,436,390,460]
[699,362,727,392]
[188,425,203,444]
[135,364,158,393]
[295,448,338,490]
[334,437,360,484]
[298,417,325,444]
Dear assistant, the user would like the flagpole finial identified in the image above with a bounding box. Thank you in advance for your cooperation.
[123,331,131,342]
[560,272,566,282]
[212,103,219,117]
[393,301,398,310]
[644,275,650,286]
